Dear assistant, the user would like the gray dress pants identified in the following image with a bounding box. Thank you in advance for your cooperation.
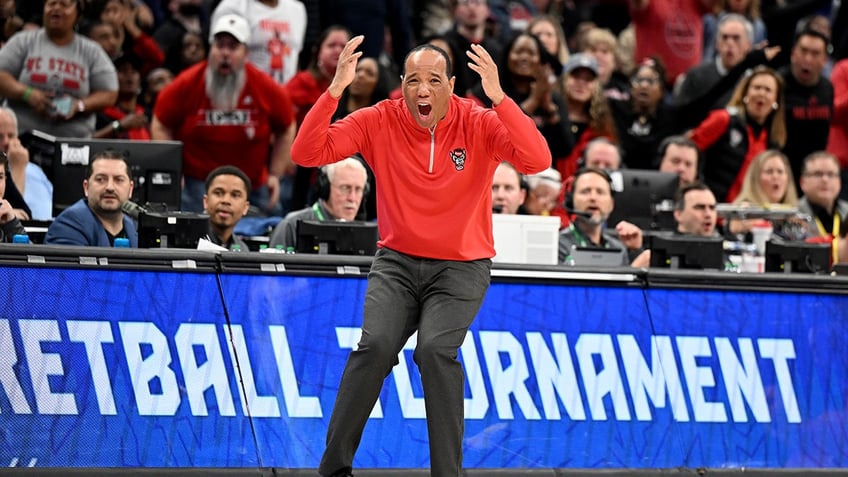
[319,247,492,477]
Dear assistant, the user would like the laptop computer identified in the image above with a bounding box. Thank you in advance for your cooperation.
[569,247,626,267]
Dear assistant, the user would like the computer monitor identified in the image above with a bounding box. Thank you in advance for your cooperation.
[765,240,830,274]
[21,133,183,217]
[649,234,725,270]
[138,211,209,249]
[607,170,679,231]
[296,220,379,256]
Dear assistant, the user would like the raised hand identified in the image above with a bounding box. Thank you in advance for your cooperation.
[328,35,364,99]
[466,43,505,106]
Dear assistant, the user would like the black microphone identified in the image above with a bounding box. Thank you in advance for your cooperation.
[121,200,148,220]
[564,207,593,219]
[492,205,503,214]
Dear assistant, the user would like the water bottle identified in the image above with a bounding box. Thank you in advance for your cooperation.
[12,234,29,244]
[114,238,130,248]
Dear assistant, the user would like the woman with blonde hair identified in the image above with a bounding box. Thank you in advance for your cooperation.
[729,149,809,240]
[526,15,569,96]
[583,27,630,101]
[688,65,787,203]
[555,53,617,182]
[526,15,569,67]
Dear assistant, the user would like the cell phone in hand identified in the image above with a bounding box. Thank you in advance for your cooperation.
[52,95,73,116]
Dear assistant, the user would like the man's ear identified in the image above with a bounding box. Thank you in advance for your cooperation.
[449,75,456,93]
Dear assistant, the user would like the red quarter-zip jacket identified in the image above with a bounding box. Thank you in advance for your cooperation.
[292,92,551,260]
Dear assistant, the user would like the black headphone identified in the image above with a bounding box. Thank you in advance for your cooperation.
[316,166,332,201]
[564,167,614,211]
[316,161,372,201]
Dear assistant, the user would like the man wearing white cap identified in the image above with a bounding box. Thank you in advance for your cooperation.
[210,0,307,85]
[151,13,295,214]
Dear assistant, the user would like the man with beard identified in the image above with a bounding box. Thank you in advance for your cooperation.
[202,165,250,251]
[151,13,295,214]
[45,149,138,247]
[558,167,647,266]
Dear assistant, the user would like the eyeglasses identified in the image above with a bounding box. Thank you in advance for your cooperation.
[803,170,840,180]
[333,184,365,195]
[631,76,659,87]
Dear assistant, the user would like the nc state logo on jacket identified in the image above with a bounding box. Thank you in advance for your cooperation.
[449,148,466,171]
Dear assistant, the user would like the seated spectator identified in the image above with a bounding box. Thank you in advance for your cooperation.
[523,168,562,217]
[492,161,527,215]
[673,182,719,238]
[582,137,622,170]
[0,106,52,220]
[638,179,724,269]
[44,149,138,247]
[203,165,250,251]
[657,135,701,187]
[797,151,848,263]
[728,149,807,240]
[558,167,647,266]
[0,151,27,242]
[268,157,368,250]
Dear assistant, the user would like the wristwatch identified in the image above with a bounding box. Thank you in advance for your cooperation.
[111,120,122,133]
[77,99,85,113]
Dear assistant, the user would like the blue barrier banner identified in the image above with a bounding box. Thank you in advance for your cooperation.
[0,266,846,469]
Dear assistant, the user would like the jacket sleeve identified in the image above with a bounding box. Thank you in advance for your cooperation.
[290,91,371,167]
[486,96,552,175]
[44,211,93,246]
[689,108,731,152]
[0,218,26,242]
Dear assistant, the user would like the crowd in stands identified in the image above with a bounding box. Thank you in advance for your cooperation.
[0,0,846,270]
